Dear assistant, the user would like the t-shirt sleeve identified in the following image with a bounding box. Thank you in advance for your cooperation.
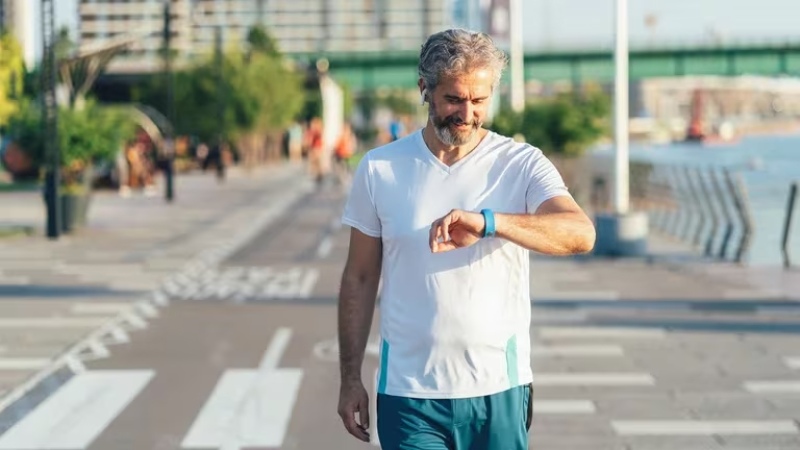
[525,148,573,213]
[341,155,382,237]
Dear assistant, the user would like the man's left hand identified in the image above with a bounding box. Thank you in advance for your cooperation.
[429,209,485,253]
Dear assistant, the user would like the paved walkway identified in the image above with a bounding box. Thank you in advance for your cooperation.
[0,163,314,403]
[0,167,799,449]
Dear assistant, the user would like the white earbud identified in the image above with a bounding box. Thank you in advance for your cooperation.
[420,89,427,105]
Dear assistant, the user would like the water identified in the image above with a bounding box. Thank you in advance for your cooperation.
[596,133,800,267]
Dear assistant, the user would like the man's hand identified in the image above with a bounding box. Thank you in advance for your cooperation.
[429,209,484,252]
[337,380,371,442]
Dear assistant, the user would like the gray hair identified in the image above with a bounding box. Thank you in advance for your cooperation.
[418,28,508,92]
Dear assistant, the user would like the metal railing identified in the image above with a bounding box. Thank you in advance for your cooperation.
[590,161,758,264]
[641,164,755,263]
[782,181,799,268]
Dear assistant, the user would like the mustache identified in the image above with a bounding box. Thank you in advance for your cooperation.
[441,115,476,127]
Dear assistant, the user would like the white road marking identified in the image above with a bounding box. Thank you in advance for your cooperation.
[533,400,596,414]
[316,236,333,259]
[611,420,799,436]
[0,370,154,450]
[744,381,800,393]
[0,318,109,328]
[259,328,292,369]
[181,328,302,450]
[532,291,620,301]
[533,373,656,386]
[0,358,51,370]
[532,345,624,357]
[783,357,800,370]
[70,302,134,315]
[537,327,666,339]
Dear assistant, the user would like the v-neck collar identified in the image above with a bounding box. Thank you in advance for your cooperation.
[414,129,494,175]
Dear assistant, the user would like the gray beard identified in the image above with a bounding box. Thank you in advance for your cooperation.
[430,112,478,147]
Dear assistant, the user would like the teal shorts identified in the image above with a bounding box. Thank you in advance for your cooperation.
[377,384,532,450]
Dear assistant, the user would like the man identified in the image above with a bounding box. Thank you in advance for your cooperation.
[337,29,596,450]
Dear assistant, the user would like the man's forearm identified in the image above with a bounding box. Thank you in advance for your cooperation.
[337,272,380,383]
[494,211,596,255]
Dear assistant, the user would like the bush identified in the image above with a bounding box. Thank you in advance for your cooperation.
[6,98,136,191]
[490,90,611,157]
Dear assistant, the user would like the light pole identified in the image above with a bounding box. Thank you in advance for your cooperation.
[509,0,524,112]
[41,0,60,239]
[162,0,175,202]
[612,0,629,215]
[593,0,648,257]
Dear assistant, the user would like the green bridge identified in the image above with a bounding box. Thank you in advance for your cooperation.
[289,41,800,91]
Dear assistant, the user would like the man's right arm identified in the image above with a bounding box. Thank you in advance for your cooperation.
[338,227,382,384]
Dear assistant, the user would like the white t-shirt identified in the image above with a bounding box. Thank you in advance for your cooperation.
[341,129,572,399]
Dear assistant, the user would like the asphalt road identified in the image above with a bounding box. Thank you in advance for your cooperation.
[2,183,800,450]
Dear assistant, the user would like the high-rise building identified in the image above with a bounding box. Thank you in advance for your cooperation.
[1,0,36,69]
[78,0,194,73]
[79,0,457,73]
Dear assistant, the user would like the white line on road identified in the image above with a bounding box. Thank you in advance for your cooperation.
[316,236,333,259]
[181,369,304,449]
[0,318,109,328]
[533,400,596,414]
[70,302,135,315]
[532,345,625,357]
[182,327,302,450]
[533,373,656,386]
[611,420,799,436]
[0,358,51,370]
[744,381,800,393]
[532,291,620,301]
[537,327,666,339]
[0,370,154,450]
[259,327,292,369]
[783,357,800,370]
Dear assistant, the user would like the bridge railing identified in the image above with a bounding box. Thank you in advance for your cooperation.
[585,160,800,268]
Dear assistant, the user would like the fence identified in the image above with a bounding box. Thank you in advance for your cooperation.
[584,157,799,268]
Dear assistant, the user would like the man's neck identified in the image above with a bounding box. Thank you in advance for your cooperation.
[422,125,488,167]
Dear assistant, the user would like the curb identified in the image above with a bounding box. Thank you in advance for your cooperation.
[0,175,315,426]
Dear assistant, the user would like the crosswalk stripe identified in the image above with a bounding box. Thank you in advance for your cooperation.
[533,373,655,386]
[783,357,800,369]
[0,358,51,370]
[181,328,302,449]
[0,318,109,328]
[532,345,624,357]
[70,303,135,315]
[611,420,799,436]
[0,370,154,450]
[537,327,666,339]
[533,400,596,414]
[744,381,800,393]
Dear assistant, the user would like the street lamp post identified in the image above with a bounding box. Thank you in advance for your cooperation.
[509,0,524,112]
[612,0,629,214]
[41,0,60,239]
[162,0,175,202]
[593,0,649,257]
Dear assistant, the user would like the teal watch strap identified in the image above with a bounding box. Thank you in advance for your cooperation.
[481,209,496,237]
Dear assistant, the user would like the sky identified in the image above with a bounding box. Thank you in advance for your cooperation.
[39,0,800,54]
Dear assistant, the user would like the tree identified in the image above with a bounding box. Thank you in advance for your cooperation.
[247,25,280,58]
[490,89,611,157]
[0,32,25,128]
